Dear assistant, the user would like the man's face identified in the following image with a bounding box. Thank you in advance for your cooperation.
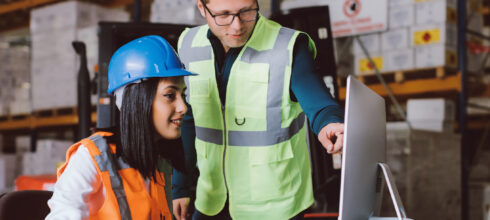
[197,0,258,52]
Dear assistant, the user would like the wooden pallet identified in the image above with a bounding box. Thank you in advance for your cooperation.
[0,113,30,123]
[33,107,77,118]
[338,66,459,87]
[0,106,97,131]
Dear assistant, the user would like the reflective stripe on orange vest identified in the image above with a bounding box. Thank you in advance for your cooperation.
[57,132,172,220]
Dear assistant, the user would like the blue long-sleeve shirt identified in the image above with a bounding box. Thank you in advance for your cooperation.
[172,29,344,199]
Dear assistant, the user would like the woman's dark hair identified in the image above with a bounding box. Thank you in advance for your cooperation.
[104,78,185,180]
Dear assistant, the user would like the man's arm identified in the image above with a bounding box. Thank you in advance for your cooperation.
[290,34,344,153]
[172,103,197,220]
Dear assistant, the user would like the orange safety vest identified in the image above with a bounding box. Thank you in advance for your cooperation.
[57,131,172,220]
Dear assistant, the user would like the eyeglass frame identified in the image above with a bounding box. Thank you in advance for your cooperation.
[200,0,260,26]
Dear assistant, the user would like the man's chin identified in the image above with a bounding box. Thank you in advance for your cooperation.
[226,41,246,48]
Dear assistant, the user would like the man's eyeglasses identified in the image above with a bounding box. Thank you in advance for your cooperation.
[201,1,259,26]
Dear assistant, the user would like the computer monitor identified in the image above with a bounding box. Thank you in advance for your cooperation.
[338,76,386,219]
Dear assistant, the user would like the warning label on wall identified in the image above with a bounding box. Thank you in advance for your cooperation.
[281,0,388,37]
[330,0,388,37]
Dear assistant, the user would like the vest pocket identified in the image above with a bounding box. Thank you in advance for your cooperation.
[229,67,269,131]
[248,142,296,201]
[190,79,210,98]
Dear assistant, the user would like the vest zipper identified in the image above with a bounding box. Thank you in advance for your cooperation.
[221,105,230,195]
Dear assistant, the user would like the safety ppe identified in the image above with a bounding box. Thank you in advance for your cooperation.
[107,35,196,94]
[57,132,172,220]
[178,15,317,220]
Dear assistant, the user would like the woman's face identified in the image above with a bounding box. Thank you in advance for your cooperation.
[152,77,188,140]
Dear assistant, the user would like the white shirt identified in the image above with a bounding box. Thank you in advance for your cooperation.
[46,145,104,220]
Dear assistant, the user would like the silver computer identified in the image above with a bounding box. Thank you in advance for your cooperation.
[338,76,386,220]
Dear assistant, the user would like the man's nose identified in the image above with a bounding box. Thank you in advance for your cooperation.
[230,15,243,30]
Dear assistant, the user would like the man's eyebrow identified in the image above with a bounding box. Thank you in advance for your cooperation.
[214,5,255,14]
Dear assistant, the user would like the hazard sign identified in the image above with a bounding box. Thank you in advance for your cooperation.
[281,0,388,38]
[343,0,361,18]
[331,0,388,37]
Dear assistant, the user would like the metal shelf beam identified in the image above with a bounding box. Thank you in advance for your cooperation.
[0,112,96,131]
[339,73,462,100]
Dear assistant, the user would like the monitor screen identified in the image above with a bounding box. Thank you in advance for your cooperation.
[338,76,386,219]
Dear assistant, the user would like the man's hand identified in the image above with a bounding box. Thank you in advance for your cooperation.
[173,197,190,220]
[318,123,344,154]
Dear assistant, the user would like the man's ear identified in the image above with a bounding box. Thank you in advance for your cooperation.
[196,0,206,17]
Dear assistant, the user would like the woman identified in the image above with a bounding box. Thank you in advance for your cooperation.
[46,35,195,220]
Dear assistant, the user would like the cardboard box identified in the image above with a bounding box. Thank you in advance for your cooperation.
[30,1,95,33]
[354,53,384,75]
[381,28,410,51]
[389,0,413,7]
[414,44,457,68]
[150,0,206,25]
[0,154,21,192]
[352,33,381,55]
[9,100,31,115]
[30,1,129,33]
[384,48,414,71]
[467,50,484,74]
[15,136,30,154]
[410,23,457,47]
[389,5,414,29]
[415,1,457,25]
[407,98,455,121]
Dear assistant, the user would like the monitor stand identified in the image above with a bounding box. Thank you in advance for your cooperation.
[369,163,414,220]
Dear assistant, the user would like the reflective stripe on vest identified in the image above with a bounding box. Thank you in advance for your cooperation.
[180,27,305,147]
[88,135,132,220]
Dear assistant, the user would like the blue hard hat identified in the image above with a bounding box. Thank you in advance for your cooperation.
[107,35,196,94]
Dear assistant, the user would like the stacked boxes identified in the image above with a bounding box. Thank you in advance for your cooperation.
[30,1,129,110]
[384,122,461,219]
[383,0,414,72]
[411,0,466,69]
[21,139,71,175]
[0,44,31,115]
[349,0,483,75]
[352,0,414,75]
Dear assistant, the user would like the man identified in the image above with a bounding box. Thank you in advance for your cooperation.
[173,0,344,219]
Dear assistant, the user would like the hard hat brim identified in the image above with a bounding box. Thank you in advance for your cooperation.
[107,69,197,94]
[163,68,198,78]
